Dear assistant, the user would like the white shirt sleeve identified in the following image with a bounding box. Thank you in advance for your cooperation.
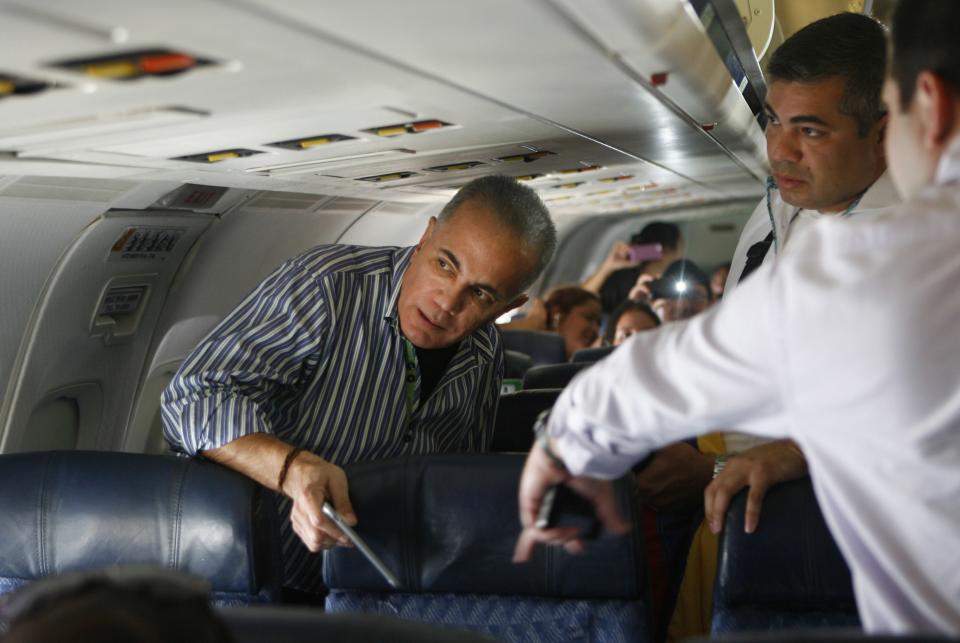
[549,261,791,479]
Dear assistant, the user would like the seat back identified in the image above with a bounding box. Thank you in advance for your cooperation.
[713,477,859,633]
[522,363,590,390]
[0,451,281,605]
[570,345,617,362]
[499,330,566,366]
[492,389,560,452]
[503,350,534,379]
[324,453,650,643]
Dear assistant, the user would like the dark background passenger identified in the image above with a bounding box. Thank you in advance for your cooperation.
[582,221,683,313]
[605,299,660,346]
[647,259,713,323]
[502,286,601,360]
[0,568,233,643]
[710,263,731,300]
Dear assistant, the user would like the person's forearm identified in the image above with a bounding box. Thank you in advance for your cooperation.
[581,264,614,295]
[202,433,297,493]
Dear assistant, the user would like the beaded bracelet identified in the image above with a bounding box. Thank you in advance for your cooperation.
[278,446,303,493]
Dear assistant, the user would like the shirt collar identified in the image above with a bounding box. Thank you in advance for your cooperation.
[383,246,416,325]
[935,137,960,186]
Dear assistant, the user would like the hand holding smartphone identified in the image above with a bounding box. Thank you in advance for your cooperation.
[628,243,663,263]
[535,485,600,540]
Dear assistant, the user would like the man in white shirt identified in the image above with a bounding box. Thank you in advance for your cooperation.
[702,12,900,532]
[514,0,960,634]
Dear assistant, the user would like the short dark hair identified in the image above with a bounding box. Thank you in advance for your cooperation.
[767,12,887,137]
[438,174,556,291]
[629,221,681,250]
[891,0,960,109]
[543,285,600,329]
[604,300,660,345]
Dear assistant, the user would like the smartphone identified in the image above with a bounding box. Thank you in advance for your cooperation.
[628,243,663,263]
[535,485,600,539]
[322,502,401,589]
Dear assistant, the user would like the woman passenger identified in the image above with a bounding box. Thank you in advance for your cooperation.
[604,299,661,346]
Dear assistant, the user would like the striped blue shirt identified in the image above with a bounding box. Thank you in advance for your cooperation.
[161,244,503,591]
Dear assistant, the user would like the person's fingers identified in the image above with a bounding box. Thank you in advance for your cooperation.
[512,529,538,563]
[291,510,322,553]
[706,477,738,534]
[744,475,770,534]
[327,468,357,526]
[517,451,562,528]
[563,539,585,555]
[584,482,631,535]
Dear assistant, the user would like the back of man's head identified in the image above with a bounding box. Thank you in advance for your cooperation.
[629,221,681,251]
[768,12,887,137]
[891,0,960,110]
[438,174,556,291]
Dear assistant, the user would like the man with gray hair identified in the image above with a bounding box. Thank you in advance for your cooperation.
[162,174,555,596]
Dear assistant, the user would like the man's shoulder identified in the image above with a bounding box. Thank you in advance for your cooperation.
[291,244,406,280]
[471,322,503,365]
[854,170,901,215]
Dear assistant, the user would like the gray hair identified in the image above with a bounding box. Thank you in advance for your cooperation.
[437,174,556,292]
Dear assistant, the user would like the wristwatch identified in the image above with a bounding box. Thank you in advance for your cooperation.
[712,454,731,479]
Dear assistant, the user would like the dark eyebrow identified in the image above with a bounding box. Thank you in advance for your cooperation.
[763,102,833,129]
[439,247,502,301]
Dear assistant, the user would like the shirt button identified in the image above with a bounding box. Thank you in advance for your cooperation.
[406,375,415,383]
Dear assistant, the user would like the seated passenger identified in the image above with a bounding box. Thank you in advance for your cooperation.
[0,568,232,643]
[709,263,730,300]
[644,258,713,323]
[604,300,660,346]
[500,286,602,360]
[161,175,556,597]
[582,221,683,313]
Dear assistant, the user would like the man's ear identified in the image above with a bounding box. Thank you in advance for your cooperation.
[875,112,888,162]
[916,71,957,150]
[414,216,438,254]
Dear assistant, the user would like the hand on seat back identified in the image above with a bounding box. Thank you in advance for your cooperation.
[704,439,807,535]
[633,442,715,512]
[285,452,357,552]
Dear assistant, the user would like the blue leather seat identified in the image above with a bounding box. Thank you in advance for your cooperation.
[503,349,534,379]
[323,453,651,643]
[713,477,860,633]
[0,450,282,605]
[492,389,560,452]
[570,345,617,362]
[522,362,590,390]
[499,330,567,366]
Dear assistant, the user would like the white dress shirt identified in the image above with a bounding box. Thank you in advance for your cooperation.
[721,171,901,454]
[549,145,960,633]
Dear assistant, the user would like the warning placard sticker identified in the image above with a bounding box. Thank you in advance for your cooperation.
[108,226,185,262]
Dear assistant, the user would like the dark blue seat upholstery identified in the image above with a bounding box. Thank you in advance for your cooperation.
[522,362,590,390]
[492,389,560,452]
[0,450,281,605]
[323,453,650,642]
[503,349,534,379]
[500,330,566,366]
[713,477,859,633]
[570,345,617,362]
[687,634,958,642]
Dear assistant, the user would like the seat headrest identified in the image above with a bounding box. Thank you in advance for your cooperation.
[570,346,617,362]
[715,477,855,610]
[323,454,643,599]
[0,451,281,602]
[499,330,566,366]
[522,363,589,390]
[503,350,534,379]
[492,389,560,452]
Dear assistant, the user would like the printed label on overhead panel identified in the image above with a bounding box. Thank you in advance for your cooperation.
[108,226,186,262]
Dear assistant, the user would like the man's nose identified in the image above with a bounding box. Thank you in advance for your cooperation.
[434,286,464,316]
[767,128,801,164]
